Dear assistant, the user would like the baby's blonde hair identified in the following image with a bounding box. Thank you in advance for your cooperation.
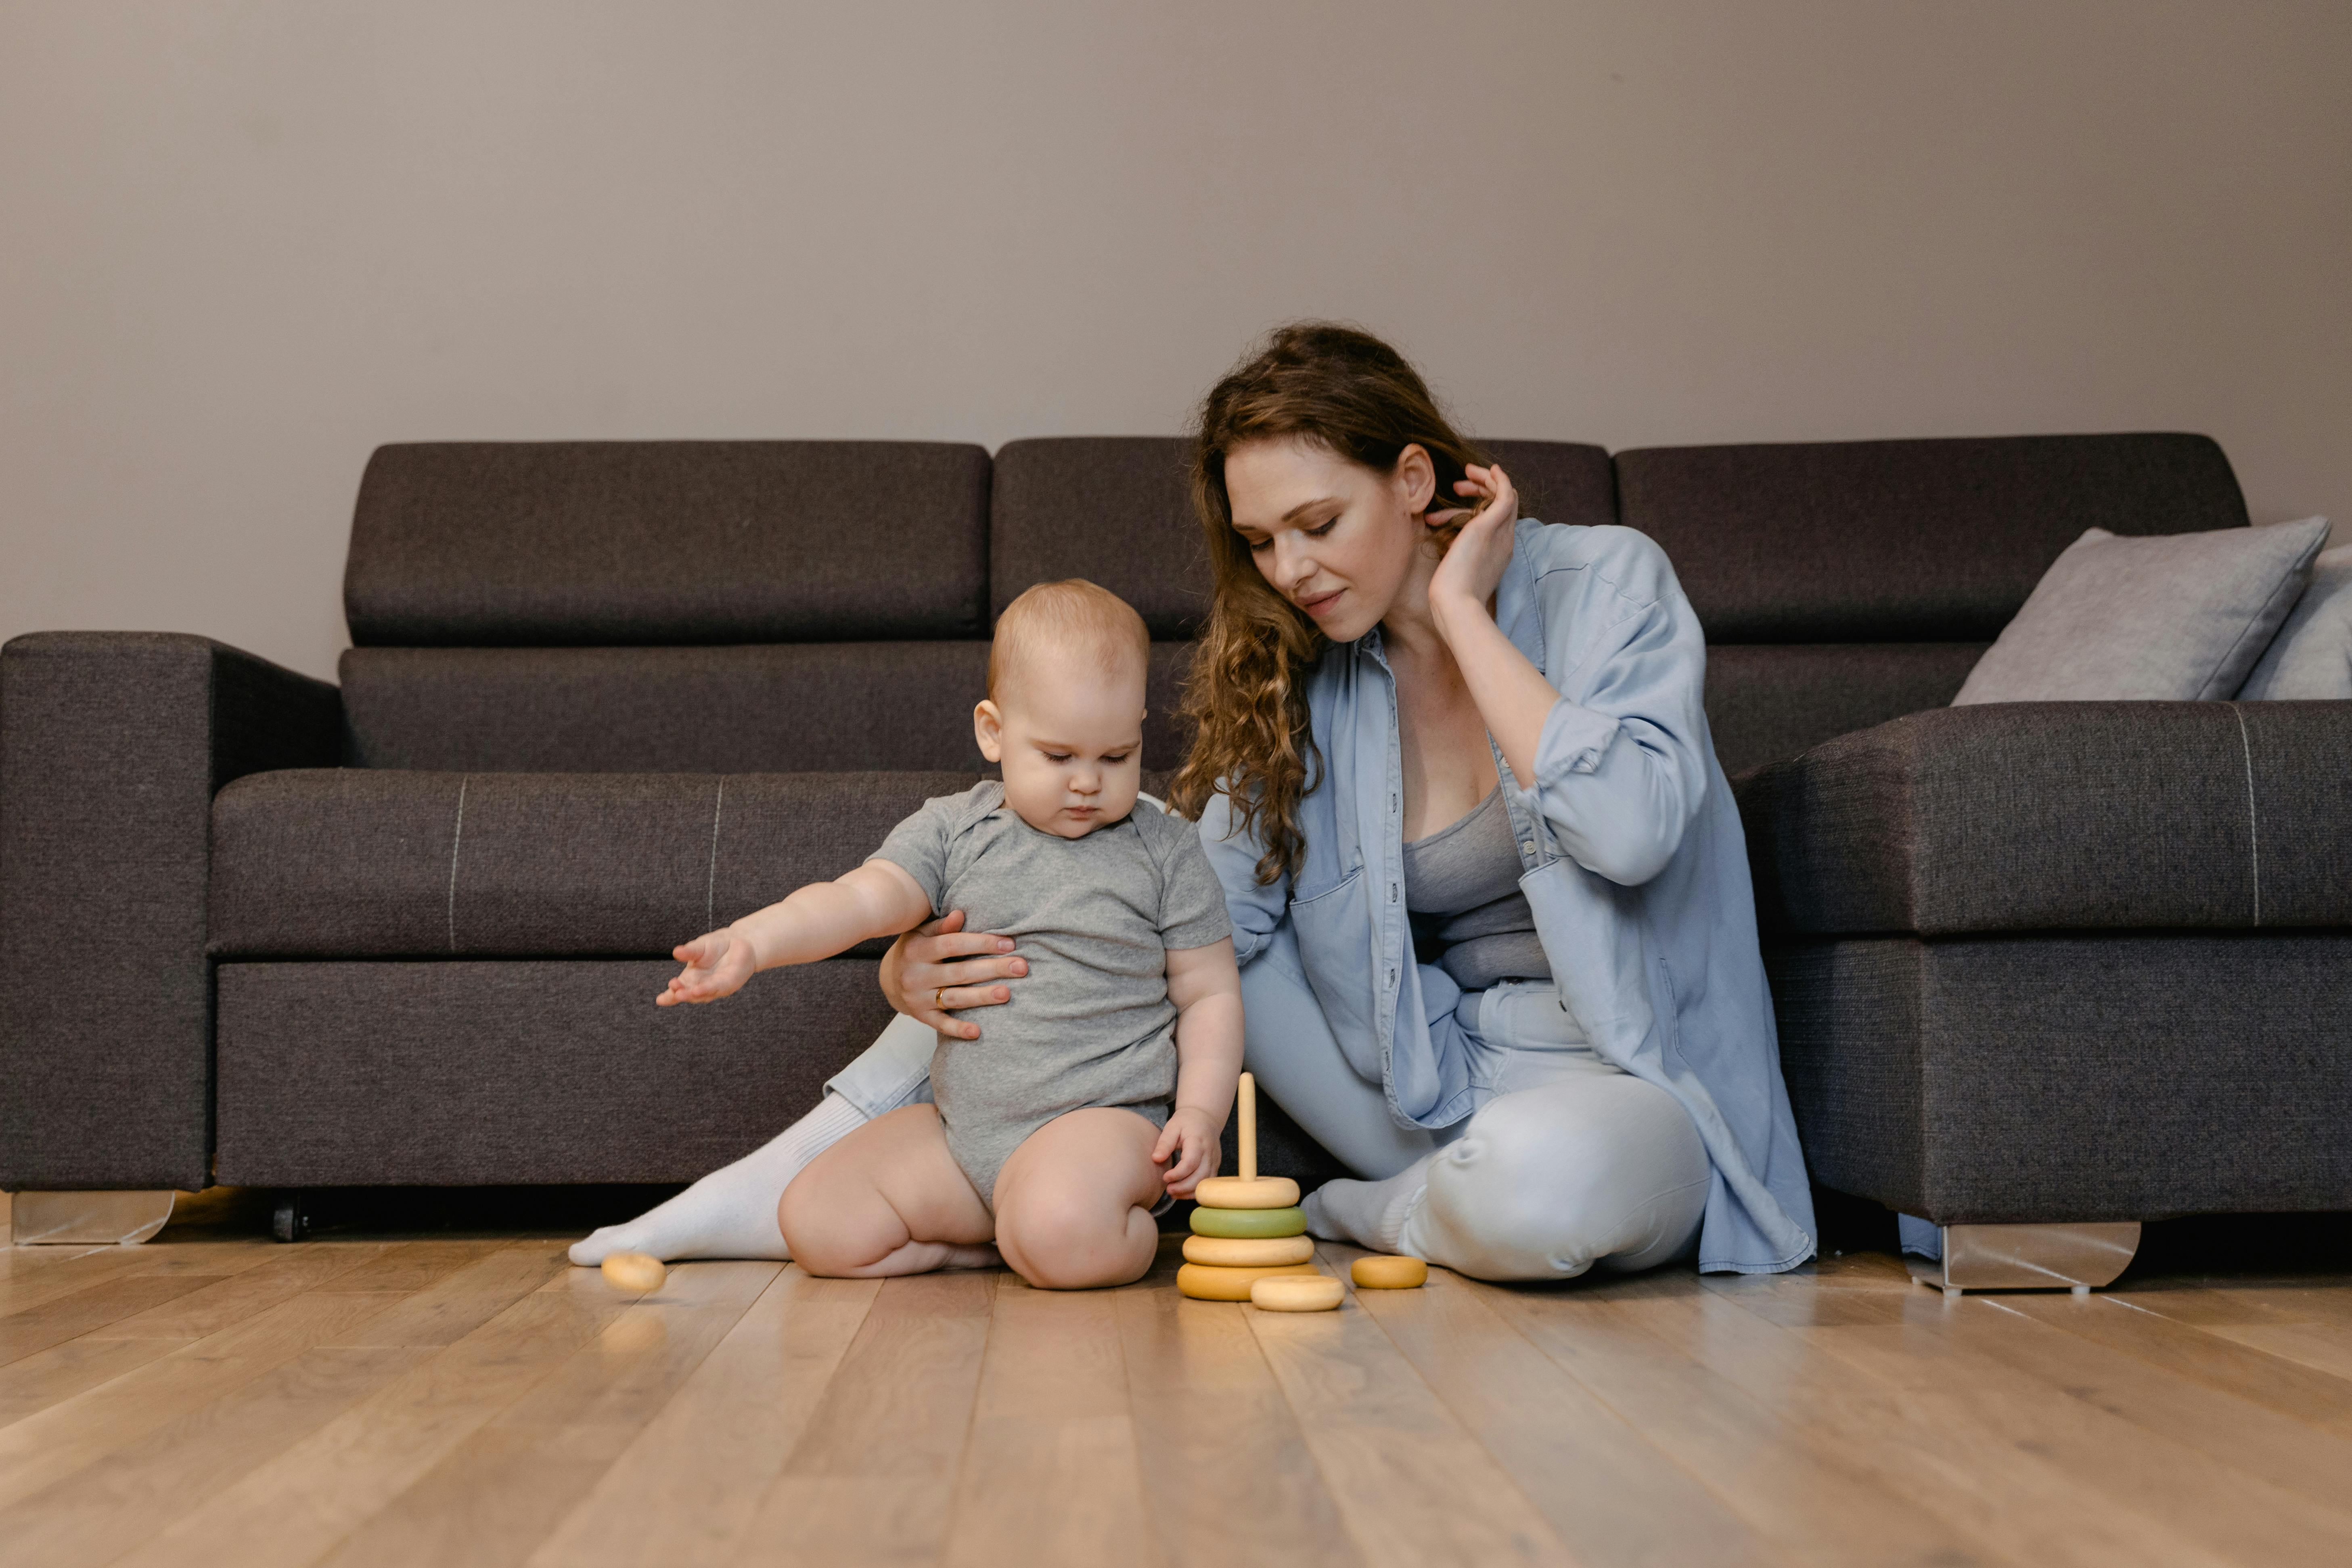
[989,579,1150,703]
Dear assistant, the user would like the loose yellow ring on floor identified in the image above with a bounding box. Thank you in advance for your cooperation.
[1350,1255,1429,1290]
[1250,1274,1345,1312]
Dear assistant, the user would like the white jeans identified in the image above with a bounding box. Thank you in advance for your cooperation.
[826,948,1712,1283]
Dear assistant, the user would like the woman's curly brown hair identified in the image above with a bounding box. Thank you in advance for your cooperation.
[1167,323,1489,885]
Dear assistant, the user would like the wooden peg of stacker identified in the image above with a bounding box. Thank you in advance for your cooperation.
[1240,1070,1257,1181]
[1194,1070,1299,1210]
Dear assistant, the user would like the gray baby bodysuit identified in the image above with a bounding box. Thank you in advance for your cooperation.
[869,781,1232,1204]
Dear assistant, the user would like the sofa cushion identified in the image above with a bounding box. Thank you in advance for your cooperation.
[988,437,1616,639]
[2239,542,2352,700]
[1951,519,2331,703]
[345,441,992,646]
[1767,931,2352,1223]
[1705,643,1985,776]
[212,956,1341,1189]
[1615,433,2249,643]
[211,770,985,959]
[339,642,1199,774]
[1736,700,2352,936]
[215,959,896,1185]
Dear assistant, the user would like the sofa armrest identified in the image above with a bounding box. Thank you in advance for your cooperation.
[2,632,339,1189]
[1734,700,2352,938]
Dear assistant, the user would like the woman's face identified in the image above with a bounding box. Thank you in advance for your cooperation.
[1224,437,1436,643]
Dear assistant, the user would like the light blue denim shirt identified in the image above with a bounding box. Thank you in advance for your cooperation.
[1197,519,1817,1274]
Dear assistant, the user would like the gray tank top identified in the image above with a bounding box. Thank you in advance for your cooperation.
[1401,787,1550,992]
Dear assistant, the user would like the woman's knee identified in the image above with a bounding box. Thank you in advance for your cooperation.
[1411,1077,1708,1279]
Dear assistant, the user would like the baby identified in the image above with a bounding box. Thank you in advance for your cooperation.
[657,579,1243,1290]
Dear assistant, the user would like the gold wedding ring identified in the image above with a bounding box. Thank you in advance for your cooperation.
[934,987,948,1009]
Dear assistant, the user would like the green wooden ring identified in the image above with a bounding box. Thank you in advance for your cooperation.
[1189,1204,1307,1239]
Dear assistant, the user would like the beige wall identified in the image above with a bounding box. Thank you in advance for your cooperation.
[4,1,2346,682]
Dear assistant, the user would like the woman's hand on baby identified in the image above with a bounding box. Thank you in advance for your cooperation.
[656,930,755,1006]
[1152,1107,1222,1198]
[1427,461,1520,630]
[883,909,1027,1040]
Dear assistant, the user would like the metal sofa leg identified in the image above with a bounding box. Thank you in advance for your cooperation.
[1908,1221,2142,1298]
[10,1190,180,1245]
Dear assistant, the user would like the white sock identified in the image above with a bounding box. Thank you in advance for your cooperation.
[1299,1153,1434,1256]
[569,1092,868,1265]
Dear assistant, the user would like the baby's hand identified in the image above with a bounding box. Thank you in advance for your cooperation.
[1152,1107,1222,1199]
[656,930,755,1006]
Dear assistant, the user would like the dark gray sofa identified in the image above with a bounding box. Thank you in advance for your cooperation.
[5,432,2343,1282]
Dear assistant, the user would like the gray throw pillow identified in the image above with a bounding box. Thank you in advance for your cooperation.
[2237,539,2351,700]
[1953,517,2332,704]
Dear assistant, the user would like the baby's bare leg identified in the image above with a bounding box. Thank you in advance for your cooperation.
[776,1104,998,1278]
[992,1108,1166,1290]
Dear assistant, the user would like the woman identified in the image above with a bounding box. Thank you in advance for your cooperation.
[575,323,1814,1280]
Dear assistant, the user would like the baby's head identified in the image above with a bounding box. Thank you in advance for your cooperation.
[976,580,1150,838]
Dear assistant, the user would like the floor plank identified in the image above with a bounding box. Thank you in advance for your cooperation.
[1998,1289,2352,1438]
[1114,1239,1359,1568]
[80,1243,395,1343]
[0,1341,434,1568]
[1248,1260,1578,1568]
[0,1285,411,1512]
[1471,1274,2013,1568]
[0,1272,246,1366]
[110,1245,611,1568]
[4,1223,2347,1568]
[312,1259,778,1568]
[942,1274,1157,1568]
[1698,1271,2352,1567]
[1332,1245,1784,1568]
[730,1267,997,1567]
[521,1268,879,1568]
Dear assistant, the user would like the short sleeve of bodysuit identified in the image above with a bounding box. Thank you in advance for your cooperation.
[1146,808,1234,951]
[866,788,968,913]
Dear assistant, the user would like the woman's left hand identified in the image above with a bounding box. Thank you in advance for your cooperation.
[1427,463,1519,634]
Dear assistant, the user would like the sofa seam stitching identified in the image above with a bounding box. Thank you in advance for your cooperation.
[2229,706,2260,926]
[447,775,469,953]
[706,777,726,930]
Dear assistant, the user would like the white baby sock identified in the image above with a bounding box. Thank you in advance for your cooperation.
[569,1091,868,1265]
[1299,1153,1435,1256]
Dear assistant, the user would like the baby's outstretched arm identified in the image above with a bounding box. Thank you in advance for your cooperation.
[658,860,933,1007]
[1153,938,1244,1197]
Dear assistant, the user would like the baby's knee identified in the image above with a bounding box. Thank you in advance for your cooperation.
[994,1186,1151,1290]
[777,1181,887,1278]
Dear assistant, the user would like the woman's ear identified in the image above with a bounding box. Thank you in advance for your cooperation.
[1394,443,1438,517]
[973,699,1005,762]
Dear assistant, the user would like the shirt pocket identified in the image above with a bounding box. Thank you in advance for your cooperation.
[1287,866,1375,1046]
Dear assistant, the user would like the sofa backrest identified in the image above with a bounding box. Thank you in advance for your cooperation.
[1616,433,2249,772]
[337,432,2250,781]
[341,441,999,773]
[345,441,992,645]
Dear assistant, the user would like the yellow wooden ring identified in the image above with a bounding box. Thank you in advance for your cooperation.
[1189,1205,1306,1239]
[1251,1274,1345,1312]
[1182,1234,1314,1267]
[1175,1261,1320,1301]
[1193,1175,1301,1210]
[1350,1255,1429,1290]
[600,1252,666,1294]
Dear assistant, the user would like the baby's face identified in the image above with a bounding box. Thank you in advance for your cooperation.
[973,652,1146,839]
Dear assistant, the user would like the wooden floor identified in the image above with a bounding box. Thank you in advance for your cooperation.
[4,1214,2352,1568]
